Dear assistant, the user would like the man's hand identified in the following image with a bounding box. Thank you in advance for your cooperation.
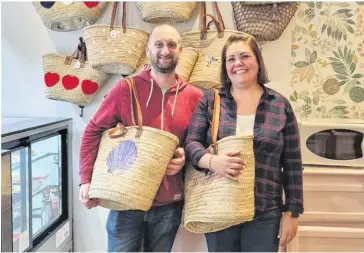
[279,213,298,247]
[166,147,185,175]
[79,183,98,209]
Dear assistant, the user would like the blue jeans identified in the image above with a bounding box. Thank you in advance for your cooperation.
[205,208,282,252]
[106,201,183,252]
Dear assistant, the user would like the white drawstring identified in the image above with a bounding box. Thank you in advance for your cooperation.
[171,82,180,118]
[145,78,180,129]
[146,78,154,108]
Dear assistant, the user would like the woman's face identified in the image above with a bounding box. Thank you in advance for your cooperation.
[225,42,259,87]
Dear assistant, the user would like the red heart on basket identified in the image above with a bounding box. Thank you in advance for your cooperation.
[81,80,99,95]
[83,1,99,8]
[44,72,60,87]
[62,75,79,90]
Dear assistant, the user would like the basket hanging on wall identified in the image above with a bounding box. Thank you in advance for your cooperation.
[83,2,149,75]
[231,1,299,41]
[33,1,108,32]
[42,37,110,116]
[181,2,253,90]
[135,2,197,23]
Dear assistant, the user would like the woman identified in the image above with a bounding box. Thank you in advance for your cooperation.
[184,34,304,252]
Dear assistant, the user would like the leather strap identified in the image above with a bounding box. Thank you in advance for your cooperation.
[124,78,143,128]
[210,89,220,154]
[206,15,222,32]
[108,78,143,138]
[110,2,118,30]
[64,38,87,66]
[200,2,225,39]
[110,2,127,33]
[213,2,225,31]
[122,2,126,32]
[109,123,126,138]
[200,2,206,39]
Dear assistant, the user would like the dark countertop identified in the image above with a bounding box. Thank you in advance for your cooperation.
[1,117,72,138]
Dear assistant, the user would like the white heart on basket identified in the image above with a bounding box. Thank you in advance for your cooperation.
[61,1,74,6]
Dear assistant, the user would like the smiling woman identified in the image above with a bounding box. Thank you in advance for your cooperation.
[184,34,304,252]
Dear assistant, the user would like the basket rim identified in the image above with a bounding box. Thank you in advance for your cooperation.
[181,30,252,37]
[83,25,149,35]
[216,134,253,144]
[104,125,180,143]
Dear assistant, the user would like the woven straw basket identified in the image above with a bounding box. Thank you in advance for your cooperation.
[184,135,255,233]
[33,2,108,32]
[42,40,109,107]
[184,89,255,233]
[131,47,199,80]
[89,78,179,211]
[182,2,252,90]
[231,2,299,41]
[83,2,149,75]
[136,2,197,23]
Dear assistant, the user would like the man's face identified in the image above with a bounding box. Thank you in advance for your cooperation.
[147,27,182,74]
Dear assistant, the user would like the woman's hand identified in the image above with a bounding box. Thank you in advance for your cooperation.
[279,214,298,247]
[211,151,245,180]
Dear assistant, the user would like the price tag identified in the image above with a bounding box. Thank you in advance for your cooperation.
[110,30,117,39]
[74,61,81,69]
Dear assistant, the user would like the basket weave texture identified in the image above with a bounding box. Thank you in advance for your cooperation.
[83,2,149,75]
[231,2,299,41]
[184,89,255,233]
[136,2,196,23]
[42,40,109,106]
[33,1,108,32]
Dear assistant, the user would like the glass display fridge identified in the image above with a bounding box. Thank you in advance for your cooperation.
[1,118,73,252]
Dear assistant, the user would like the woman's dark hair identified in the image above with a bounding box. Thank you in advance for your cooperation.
[220,34,269,90]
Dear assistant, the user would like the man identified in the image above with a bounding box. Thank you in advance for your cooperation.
[79,24,203,252]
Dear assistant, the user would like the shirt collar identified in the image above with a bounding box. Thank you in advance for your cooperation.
[219,84,276,99]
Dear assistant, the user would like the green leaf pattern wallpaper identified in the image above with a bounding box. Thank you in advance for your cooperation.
[290,1,364,120]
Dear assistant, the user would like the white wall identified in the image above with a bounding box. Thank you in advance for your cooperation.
[1,2,292,251]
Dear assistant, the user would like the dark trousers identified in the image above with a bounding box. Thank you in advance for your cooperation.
[106,201,183,252]
[205,208,282,252]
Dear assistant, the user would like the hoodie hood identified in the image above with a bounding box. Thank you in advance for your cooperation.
[135,69,189,130]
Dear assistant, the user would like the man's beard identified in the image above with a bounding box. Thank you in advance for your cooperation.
[150,55,178,74]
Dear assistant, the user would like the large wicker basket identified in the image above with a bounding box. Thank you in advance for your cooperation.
[182,2,252,89]
[184,89,255,233]
[89,78,179,211]
[33,1,108,32]
[83,2,149,75]
[136,2,197,23]
[231,2,299,41]
[42,38,109,107]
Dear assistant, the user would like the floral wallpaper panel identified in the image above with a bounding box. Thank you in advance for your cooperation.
[290,1,364,120]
